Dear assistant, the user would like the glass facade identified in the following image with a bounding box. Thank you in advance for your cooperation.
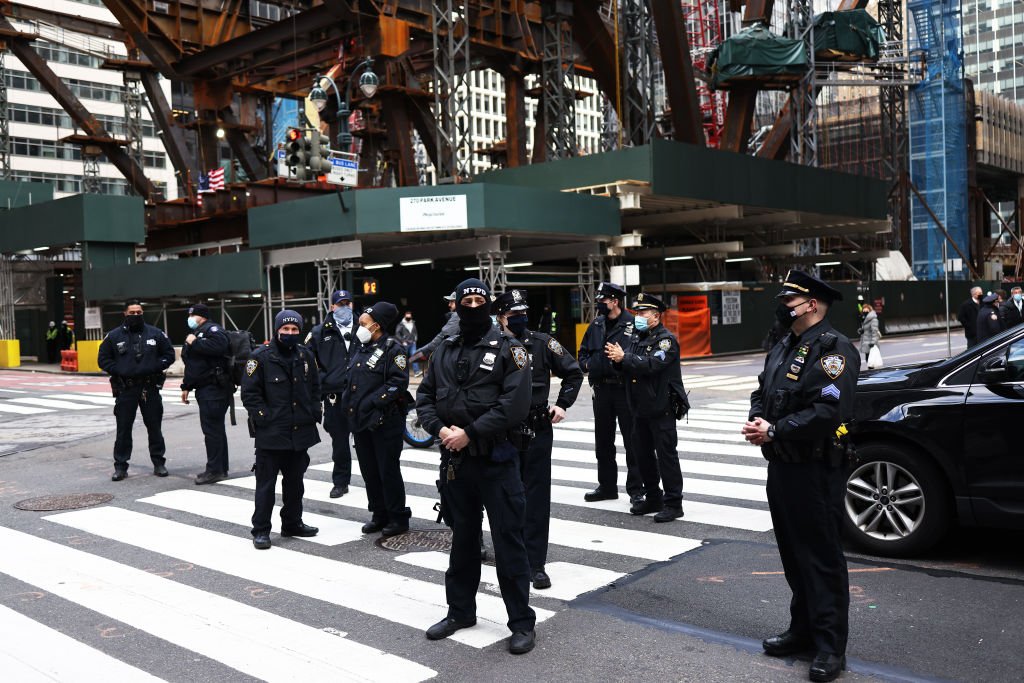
[963,0,1024,101]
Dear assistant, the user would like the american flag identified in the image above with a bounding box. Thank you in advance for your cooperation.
[196,167,224,207]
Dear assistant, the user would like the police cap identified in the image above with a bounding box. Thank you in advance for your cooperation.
[982,292,998,304]
[331,290,352,305]
[493,289,529,315]
[633,292,668,312]
[776,270,844,304]
[596,282,627,301]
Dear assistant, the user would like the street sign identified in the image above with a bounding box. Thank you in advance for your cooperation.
[327,152,359,187]
[84,307,102,330]
[276,145,288,178]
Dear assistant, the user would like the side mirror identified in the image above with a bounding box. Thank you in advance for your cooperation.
[978,355,1007,382]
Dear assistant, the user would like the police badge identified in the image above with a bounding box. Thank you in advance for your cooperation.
[820,354,846,379]
[658,339,671,351]
[245,359,258,376]
[511,345,528,369]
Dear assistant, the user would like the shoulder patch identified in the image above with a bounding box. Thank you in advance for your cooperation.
[245,359,258,377]
[547,337,564,356]
[658,338,671,351]
[210,326,219,332]
[304,332,313,344]
[511,345,529,370]
[395,354,408,370]
[820,354,846,379]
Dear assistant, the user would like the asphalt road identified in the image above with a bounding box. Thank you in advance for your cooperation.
[0,328,1019,682]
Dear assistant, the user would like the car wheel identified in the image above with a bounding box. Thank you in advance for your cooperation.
[843,443,952,557]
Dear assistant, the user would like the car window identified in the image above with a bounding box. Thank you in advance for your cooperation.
[1008,339,1024,382]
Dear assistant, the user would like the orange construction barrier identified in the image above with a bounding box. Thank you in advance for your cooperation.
[663,308,711,358]
[60,349,79,372]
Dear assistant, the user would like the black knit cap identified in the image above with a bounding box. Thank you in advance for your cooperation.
[456,278,490,302]
[188,303,211,319]
[776,270,844,304]
[364,300,399,330]
[274,309,303,331]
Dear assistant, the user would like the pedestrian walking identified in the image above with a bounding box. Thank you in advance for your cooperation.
[415,278,536,655]
[976,292,1003,343]
[344,300,411,537]
[307,290,356,498]
[999,286,1023,330]
[412,291,460,363]
[395,310,420,376]
[577,282,643,504]
[742,270,859,683]
[857,303,880,362]
[242,310,321,550]
[494,289,583,590]
[45,321,58,363]
[180,303,232,484]
[97,299,175,481]
[604,292,687,522]
[957,286,983,348]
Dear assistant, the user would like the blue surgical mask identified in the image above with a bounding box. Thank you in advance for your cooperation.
[634,315,649,331]
[333,306,353,326]
[187,316,199,330]
[1015,293,1023,303]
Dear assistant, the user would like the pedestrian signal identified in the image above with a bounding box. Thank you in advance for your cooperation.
[363,279,378,295]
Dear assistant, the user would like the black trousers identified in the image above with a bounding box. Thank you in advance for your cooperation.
[441,452,535,633]
[352,415,410,525]
[592,384,642,497]
[113,383,165,471]
[766,459,849,655]
[633,413,684,508]
[322,396,352,487]
[519,427,553,572]
[198,396,230,474]
[251,448,310,536]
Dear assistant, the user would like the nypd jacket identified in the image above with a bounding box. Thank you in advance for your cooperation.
[615,323,682,418]
[578,311,635,385]
[308,317,355,396]
[241,343,322,451]
[342,336,410,433]
[749,319,859,462]
[97,322,175,380]
[521,329,583,410]
[180,319,230,398]
[416,326,531,444]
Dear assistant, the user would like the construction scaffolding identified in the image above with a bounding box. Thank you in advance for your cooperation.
[907,0,967,280]
[541,1,578,159]
[681,0,727,147]
[432,1,474,182]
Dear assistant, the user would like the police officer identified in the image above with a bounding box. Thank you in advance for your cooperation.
[494,289,583,590]
[605,292,686,522]
[242,310,321,550]
[308,290,356,498]
[97,299,175,481]
[180,303,231,485]
[344,300,412,537]
[743,271,858,683]
[416,278,536,655]
[976,292,1003,343]
[577,282,643,504]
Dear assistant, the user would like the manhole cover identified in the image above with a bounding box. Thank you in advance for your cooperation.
[376,528,453,552]
[15,493,114,511]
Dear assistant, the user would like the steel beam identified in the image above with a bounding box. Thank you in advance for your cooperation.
[265,240,363,268]
[503,67,528,167]
[380,92,418,186]
[220,108,268,181]
[720,87,757,154]
[650,0,703,146]
[630,241,743,259]
[139,70,199,191]
[623,206,743,229]
[98,0,180,77]
[1,16,156,198]
[7,2,126,42]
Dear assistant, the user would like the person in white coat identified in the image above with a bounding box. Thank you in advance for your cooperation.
[857,305,880,362]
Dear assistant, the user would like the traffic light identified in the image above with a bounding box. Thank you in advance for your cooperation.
[286,127,311,181]
[362,278,378,296]
[308,130,331,179]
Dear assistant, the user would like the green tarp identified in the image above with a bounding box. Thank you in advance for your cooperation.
[709,23,807,89]
[813,10,888,61]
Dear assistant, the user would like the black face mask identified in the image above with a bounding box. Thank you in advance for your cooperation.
[775,301,808,329]
[506,314,529,338]
[125,314,144,332]
[276,333,300,352]
[458,304,492,340]
[596,302,610,317]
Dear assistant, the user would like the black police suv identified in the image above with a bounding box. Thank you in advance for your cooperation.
[847,324,1024,556]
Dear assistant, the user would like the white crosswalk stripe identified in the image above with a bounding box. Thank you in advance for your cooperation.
[0,526,436,682]
[0,378,772,678]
